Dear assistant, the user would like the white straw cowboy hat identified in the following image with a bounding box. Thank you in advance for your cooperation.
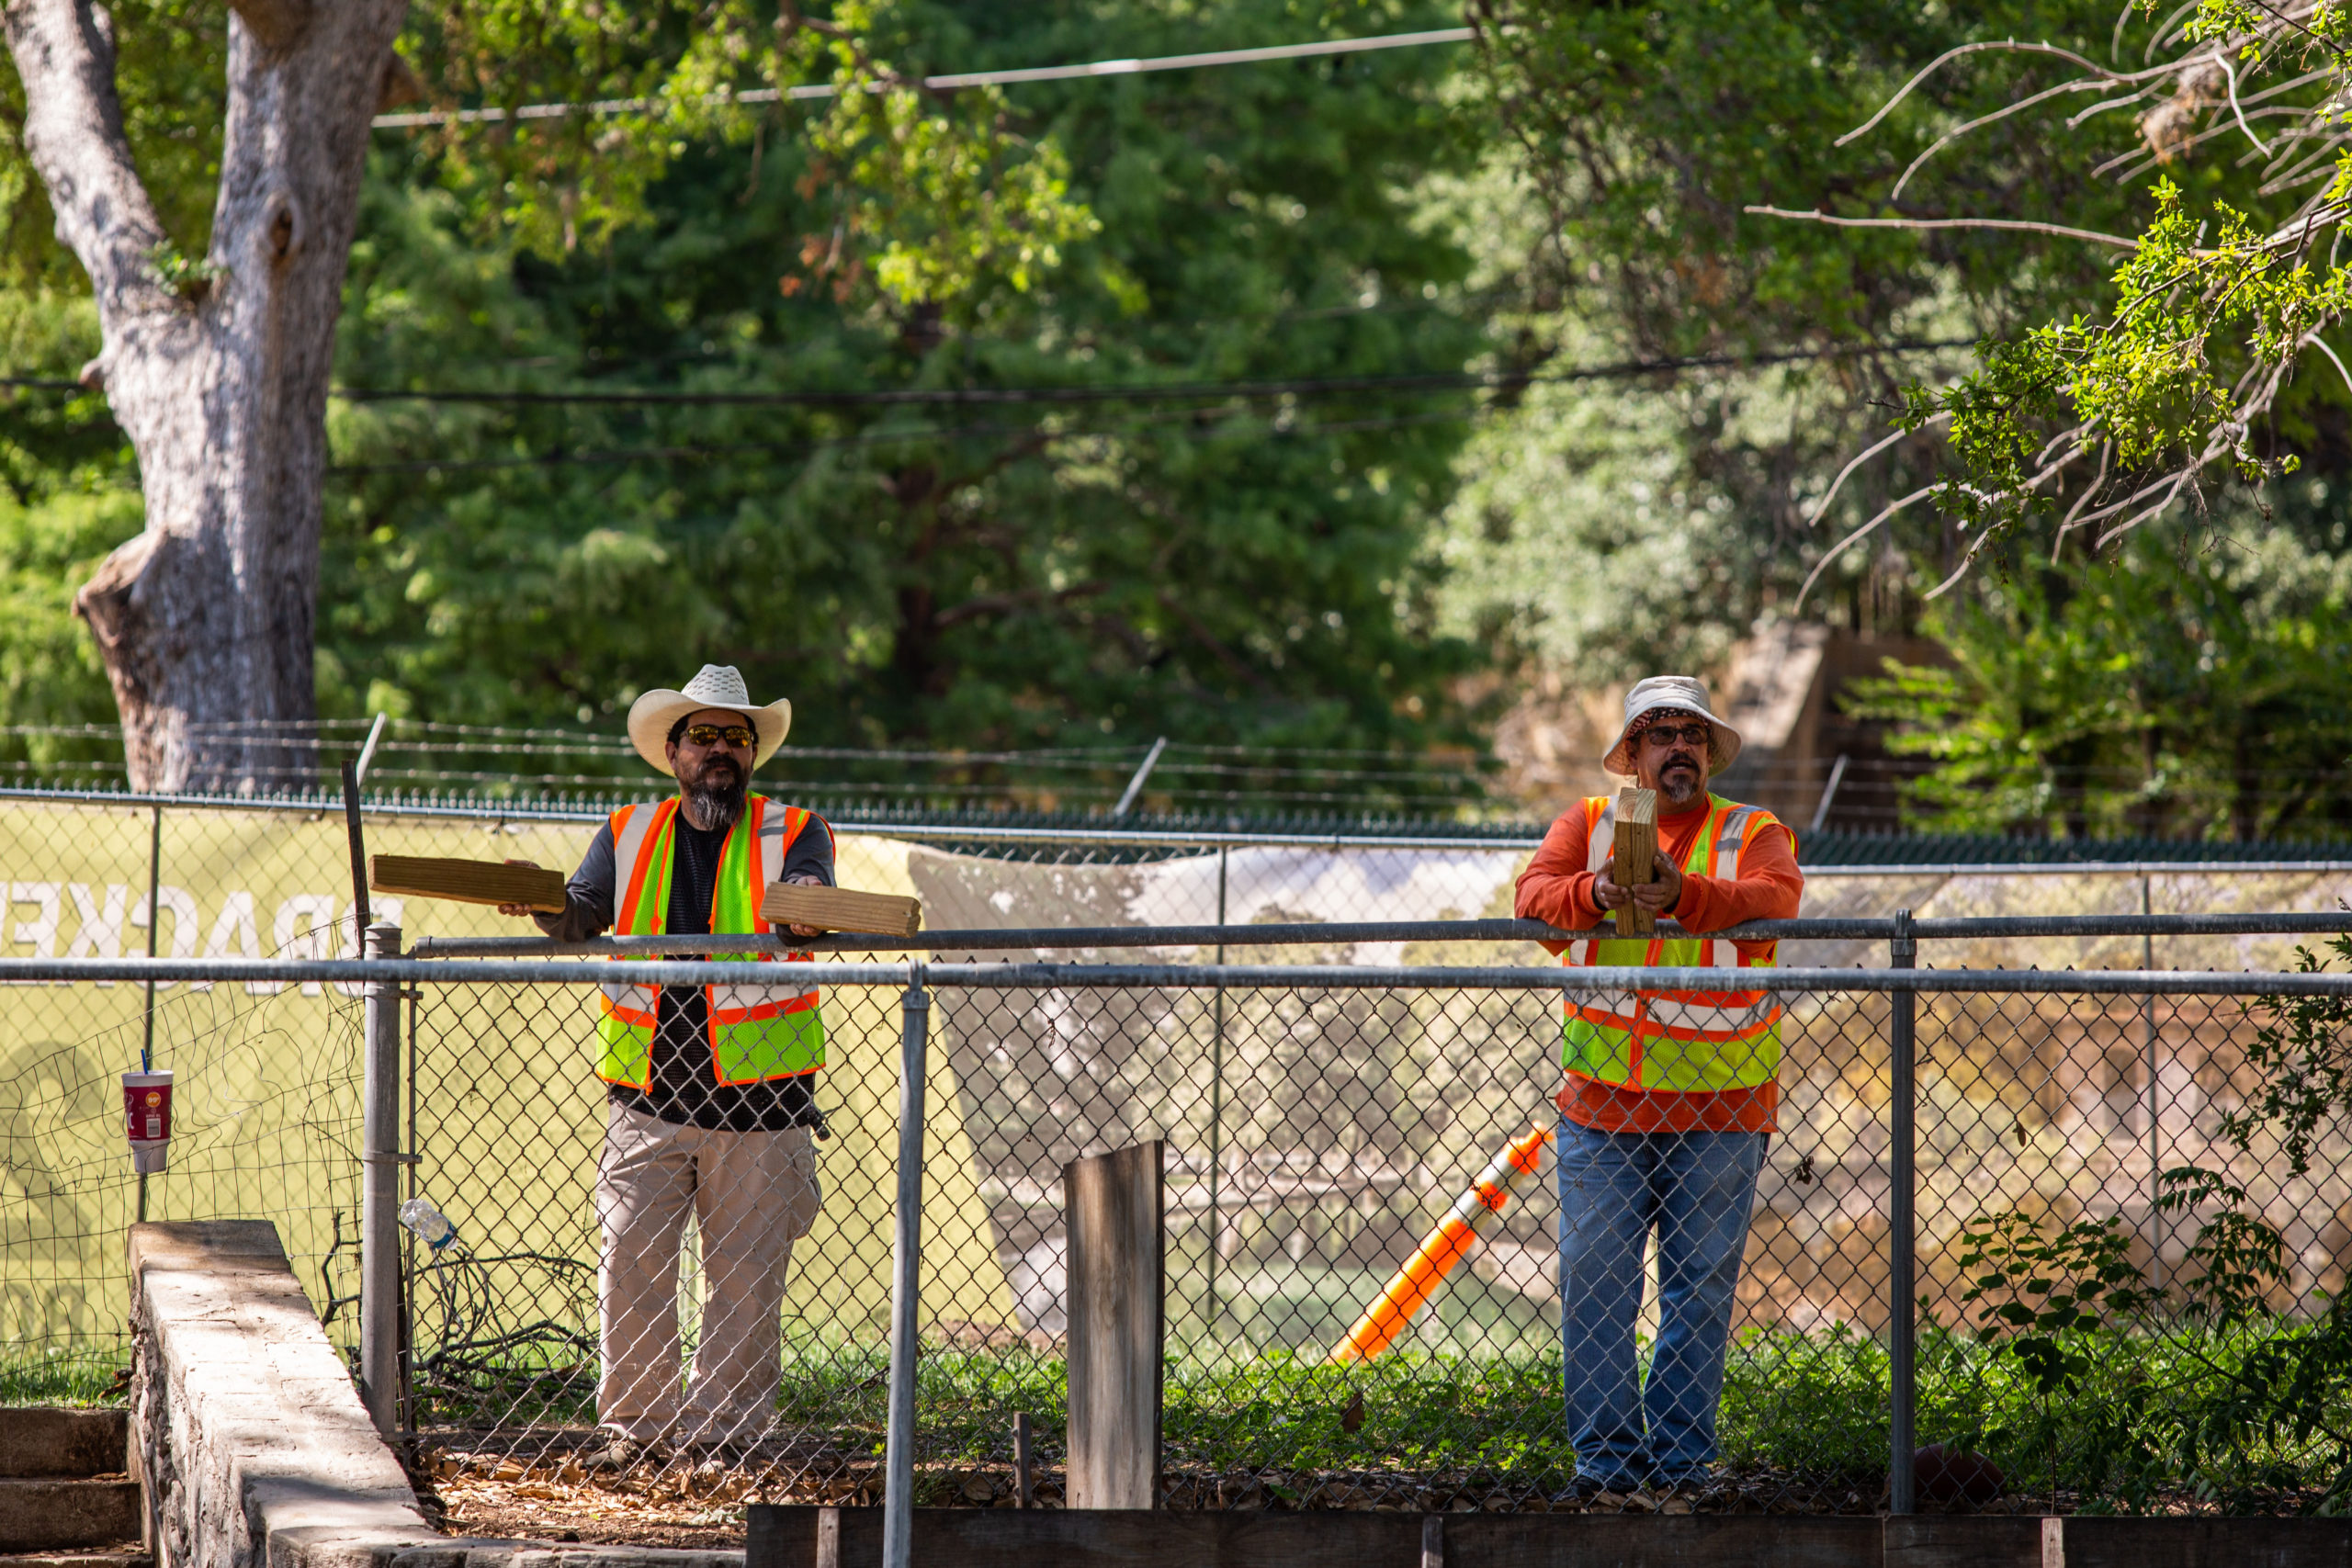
[626,665,793,776]
[1602,674,1744,775]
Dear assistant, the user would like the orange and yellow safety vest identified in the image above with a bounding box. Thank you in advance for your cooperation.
[1559,793,1782,1094]
[594,794,826,1089]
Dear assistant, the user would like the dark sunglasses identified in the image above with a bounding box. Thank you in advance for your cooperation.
[682,724,756,749]
[1640,722,1713,750]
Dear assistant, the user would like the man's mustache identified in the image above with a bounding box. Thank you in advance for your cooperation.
[1660,752,1700,771]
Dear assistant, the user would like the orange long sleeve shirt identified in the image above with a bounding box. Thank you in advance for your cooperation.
[1513,795,1804,1134]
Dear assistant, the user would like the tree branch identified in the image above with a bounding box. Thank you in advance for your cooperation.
[1835,40,2176,149]
[1,0,173,324]
[1745,206,2145,251]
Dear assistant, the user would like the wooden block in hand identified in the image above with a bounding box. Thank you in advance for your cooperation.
[369,854,569,913]
[1612,785,1659,935]
[760,882,924,938]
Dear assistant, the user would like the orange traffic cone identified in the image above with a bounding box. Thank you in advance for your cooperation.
[1330,1123,1553,1361]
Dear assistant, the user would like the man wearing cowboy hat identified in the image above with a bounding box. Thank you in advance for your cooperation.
[1513,675,1804,1495]
[502,665,833,1468]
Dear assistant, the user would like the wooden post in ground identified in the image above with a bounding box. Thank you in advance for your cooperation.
[1064,1140,1164,1510]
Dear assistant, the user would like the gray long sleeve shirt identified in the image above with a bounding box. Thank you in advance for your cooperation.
[537,806,834,1132]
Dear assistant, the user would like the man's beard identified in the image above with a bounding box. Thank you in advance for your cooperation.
[1657,755,1705,806]
[683,757,747,829]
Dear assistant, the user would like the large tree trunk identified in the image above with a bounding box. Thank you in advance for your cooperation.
[3,0,406,791]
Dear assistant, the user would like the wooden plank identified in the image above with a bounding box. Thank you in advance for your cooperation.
[759,882,923,938]
[1063,1142,1164,1512]
[746,1509,2352,1568]
[1883,1516,2041,1568]
[1611,785,1660,936]
[749,1506,1417,1568]
[368,854,568,913]
[2059,1517,2352,1567]
[1449,1513,1883,1568]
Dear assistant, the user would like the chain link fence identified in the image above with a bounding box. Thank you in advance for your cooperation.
[11,786,2352,1521]
[389,954,2352,1519]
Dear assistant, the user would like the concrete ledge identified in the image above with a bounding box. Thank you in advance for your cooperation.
[130,1221,436,1568]
[129,1221,744,1568]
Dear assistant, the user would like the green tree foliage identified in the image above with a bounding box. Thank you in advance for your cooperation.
[327,0,1490,761]
[1844,513,2352,840]
[0,1,1492,787]
[0,290,139,781]
[1448,0,2174,651]
[1883,6,2352,567]
[1456,1,2352,834]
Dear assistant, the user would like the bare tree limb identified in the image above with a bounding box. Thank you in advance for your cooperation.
[1892,77,2129,201]
[1793,485,1938,612]
[1836,40,2175,148]
[1745,206,2145,250]
[2307,333,2352,396]
[2217,51,2273,155]
[2052,441,2113,560]
[1805,412,1949,529]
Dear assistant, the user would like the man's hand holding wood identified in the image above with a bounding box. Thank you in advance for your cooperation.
[1590,851,1683,919]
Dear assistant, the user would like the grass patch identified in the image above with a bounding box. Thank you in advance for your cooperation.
[0,1343,129,1405]
[30,1315,2352,1509]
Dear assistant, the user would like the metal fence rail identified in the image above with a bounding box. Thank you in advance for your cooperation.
[11,921,2352,1529]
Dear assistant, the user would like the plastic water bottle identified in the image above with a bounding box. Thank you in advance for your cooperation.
[398,1197,458,1252]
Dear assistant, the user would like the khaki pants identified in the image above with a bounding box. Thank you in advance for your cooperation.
[594,1101,820,1446]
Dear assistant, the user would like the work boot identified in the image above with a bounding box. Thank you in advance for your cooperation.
[578,1431,651,1472]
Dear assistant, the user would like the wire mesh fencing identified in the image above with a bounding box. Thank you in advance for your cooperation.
[0,972,370,1399]
[11,783,2352,1520]
[390,954,2352,1519]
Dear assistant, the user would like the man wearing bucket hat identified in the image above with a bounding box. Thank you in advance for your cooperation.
[501,665,833,1469]
[1513,675,1804,1496]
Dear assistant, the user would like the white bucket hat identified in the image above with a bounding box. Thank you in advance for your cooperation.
[1601,674,1743,775]
[626,665,793,776]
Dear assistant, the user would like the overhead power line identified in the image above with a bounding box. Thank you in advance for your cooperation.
[329,339,1974,412]
[372,27,1478,130]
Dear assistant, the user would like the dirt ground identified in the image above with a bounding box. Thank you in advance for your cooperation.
[413,1444,2099,1550]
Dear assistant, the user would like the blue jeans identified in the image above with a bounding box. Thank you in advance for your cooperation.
[1555,1118,1766,1486]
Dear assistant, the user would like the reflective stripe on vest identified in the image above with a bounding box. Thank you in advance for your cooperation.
[1559,793,1782,1093]
[594,794,827,1089]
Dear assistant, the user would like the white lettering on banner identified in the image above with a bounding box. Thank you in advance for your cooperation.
[275,895,341,997]
[63,883,130,987]
[6,881,61,985]
[197,893,260,994]
[130,886,199,987]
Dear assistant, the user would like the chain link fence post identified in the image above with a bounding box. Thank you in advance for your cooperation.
[1887,908,1917,1516]
[360,921,403,1434]
[885,965,932,1568]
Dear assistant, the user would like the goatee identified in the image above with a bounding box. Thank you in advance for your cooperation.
[684,761,747,829]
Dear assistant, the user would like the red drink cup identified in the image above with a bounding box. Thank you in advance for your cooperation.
[123,1069,173,1175]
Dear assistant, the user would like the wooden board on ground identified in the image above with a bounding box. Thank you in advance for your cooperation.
[1612,785,1659,936]
[368,855,568,913]
[748,1507,1883,1568]
[760,882,923,938]
[751,1509,2352,1568]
